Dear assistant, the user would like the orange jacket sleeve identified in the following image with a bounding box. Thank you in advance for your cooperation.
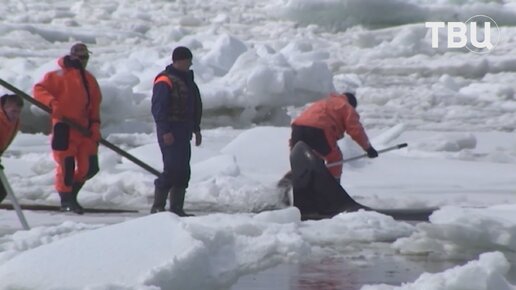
[87,73,102,124]
[342,104,371,150]
[33,72,59,108]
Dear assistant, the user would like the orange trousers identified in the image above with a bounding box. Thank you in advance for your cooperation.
[51,125,99,193]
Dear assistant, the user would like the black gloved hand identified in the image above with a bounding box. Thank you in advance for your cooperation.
[366,146,378,158]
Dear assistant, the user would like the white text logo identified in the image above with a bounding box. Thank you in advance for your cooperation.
[425,15,499,54]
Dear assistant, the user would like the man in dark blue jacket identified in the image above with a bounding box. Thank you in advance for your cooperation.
[151,46,203,216]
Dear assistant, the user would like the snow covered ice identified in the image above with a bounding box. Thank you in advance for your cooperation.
[1,0,516,289]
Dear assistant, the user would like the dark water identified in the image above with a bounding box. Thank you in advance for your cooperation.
[231,254,516,290]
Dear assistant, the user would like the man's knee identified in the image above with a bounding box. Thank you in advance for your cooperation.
[159,167,190,190]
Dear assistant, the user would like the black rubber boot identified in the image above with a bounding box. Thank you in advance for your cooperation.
[169,187,193,217]
[59,192,84,215]
[71,182,85,214]
[150,187,168,214]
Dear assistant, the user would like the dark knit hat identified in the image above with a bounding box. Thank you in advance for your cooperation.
[172,46,193,61]
[0,94,23,107]
[343,92,357,108]
[70,43,91,56]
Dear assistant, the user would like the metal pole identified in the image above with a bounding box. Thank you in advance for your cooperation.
[0,167,30,230]
[0,78,161,177]
[326,143,408,168]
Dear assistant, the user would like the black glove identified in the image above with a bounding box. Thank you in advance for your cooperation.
[366,146,378,158]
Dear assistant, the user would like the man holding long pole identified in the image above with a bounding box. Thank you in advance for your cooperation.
[0,93,29,229]
[278,92,378,200]
[33,43,102,215]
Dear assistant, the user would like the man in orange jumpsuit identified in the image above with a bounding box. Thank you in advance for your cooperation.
[278,92,377,198]
[34,43,102,214]
[0,94,23,203]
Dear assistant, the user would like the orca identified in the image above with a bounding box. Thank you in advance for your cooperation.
[290,141,436,221]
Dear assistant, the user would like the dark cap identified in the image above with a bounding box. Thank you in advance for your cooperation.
[343,92,357,108]
[70,43,91,56]
[0,94,23,107]
[172,46,193,61]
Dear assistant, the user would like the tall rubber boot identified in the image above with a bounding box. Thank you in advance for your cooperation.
[169,187,193,217]
[59,192,84,215]
[71,182,85,213]
[150,187,168,214]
